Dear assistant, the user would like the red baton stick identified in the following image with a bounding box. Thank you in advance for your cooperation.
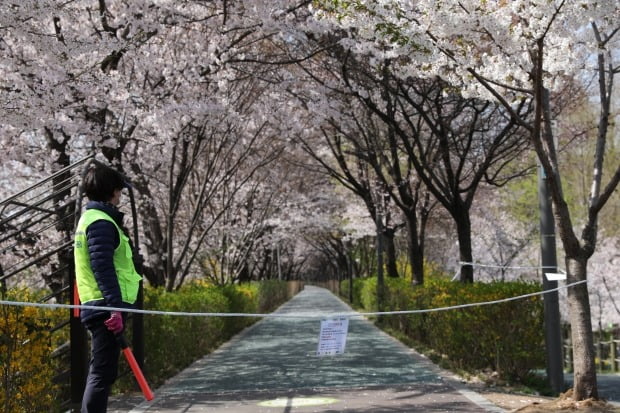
[117,335,155,401]
[73,283,80,318]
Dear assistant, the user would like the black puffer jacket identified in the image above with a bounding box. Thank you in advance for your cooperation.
[79,201,131,323]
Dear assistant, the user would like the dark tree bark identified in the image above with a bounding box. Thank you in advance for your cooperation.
[44,128,74,297]
[339,60,532,283]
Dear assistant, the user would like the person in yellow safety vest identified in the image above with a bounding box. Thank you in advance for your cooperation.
[74,163,142,413]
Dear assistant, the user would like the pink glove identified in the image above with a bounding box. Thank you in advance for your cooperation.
[104,311,124,334]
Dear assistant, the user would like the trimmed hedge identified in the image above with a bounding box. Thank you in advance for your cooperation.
[257,279,291,313]
[140,282,231,385]
[342,276,545,381]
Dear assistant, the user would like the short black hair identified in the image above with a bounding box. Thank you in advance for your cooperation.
[83,163,125,202]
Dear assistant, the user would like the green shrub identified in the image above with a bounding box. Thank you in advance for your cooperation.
[0,288,61,413]
[140,282,230,386]
[221,283,259,336]
[428,279,545,380]
[339,277,367,308]
[359,276,378,311]
[342,276,545,381]
[257,280,289,312]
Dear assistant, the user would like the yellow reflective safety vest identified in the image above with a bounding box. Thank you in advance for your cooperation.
[74,209,142,304]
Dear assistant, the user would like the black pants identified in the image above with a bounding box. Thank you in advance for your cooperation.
[81,321,120,413]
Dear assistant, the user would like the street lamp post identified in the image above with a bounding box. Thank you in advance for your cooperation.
[538,154,564,395]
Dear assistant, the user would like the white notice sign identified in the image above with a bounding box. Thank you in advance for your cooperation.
[316,317,349,356]
[545,272,567,281]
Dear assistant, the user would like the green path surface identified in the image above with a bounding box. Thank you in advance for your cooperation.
[109,286,505,412]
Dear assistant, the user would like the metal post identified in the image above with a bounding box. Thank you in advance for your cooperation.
[70,276,89,410]
[133,282,145,369]
[376,209,385,319]
[596,336,603,372]
[277,244,282,281]
[348,253,353,304]
[566,333,573,373]
[538,161,564,394]
[128,185,145,369]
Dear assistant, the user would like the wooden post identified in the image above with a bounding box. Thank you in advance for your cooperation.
[564,330,573,373]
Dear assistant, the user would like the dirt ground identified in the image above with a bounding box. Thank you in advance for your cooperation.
[469,387,620,412]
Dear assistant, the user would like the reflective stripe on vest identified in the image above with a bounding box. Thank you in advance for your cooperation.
[74,209,142,304]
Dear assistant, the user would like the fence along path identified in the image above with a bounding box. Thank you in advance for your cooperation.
[563,325,620,373]
[111,286,500,413]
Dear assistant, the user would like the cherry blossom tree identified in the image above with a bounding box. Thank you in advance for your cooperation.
[469,194,540,282]
[341,65,533,283]
[297,110,404,279]
[270,20,536,286]
[320,99,436,285]
[1,0,329,291]
[312,0,619,399]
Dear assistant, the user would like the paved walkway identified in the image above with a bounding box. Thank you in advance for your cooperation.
[108,286,618,412]
[110,286,500,412]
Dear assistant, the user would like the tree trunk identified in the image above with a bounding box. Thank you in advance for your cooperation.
[129,163,167,287]
[238,263,251,284]
[454,211,474,283]
[384,227,399,278]
[405,214,424,285]
[45,129,74,297]
[138,198,167,288]
[566,256,599,400]
[376,213,385,315]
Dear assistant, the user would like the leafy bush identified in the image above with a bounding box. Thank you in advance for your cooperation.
[359,276,379,311]
[423,279,545,380]
[339,277,366,308]
[221,283,259,336]
[342,276,545,381]
[140,282,230,385]
[257,279,290,312]
[0,288,60,413]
